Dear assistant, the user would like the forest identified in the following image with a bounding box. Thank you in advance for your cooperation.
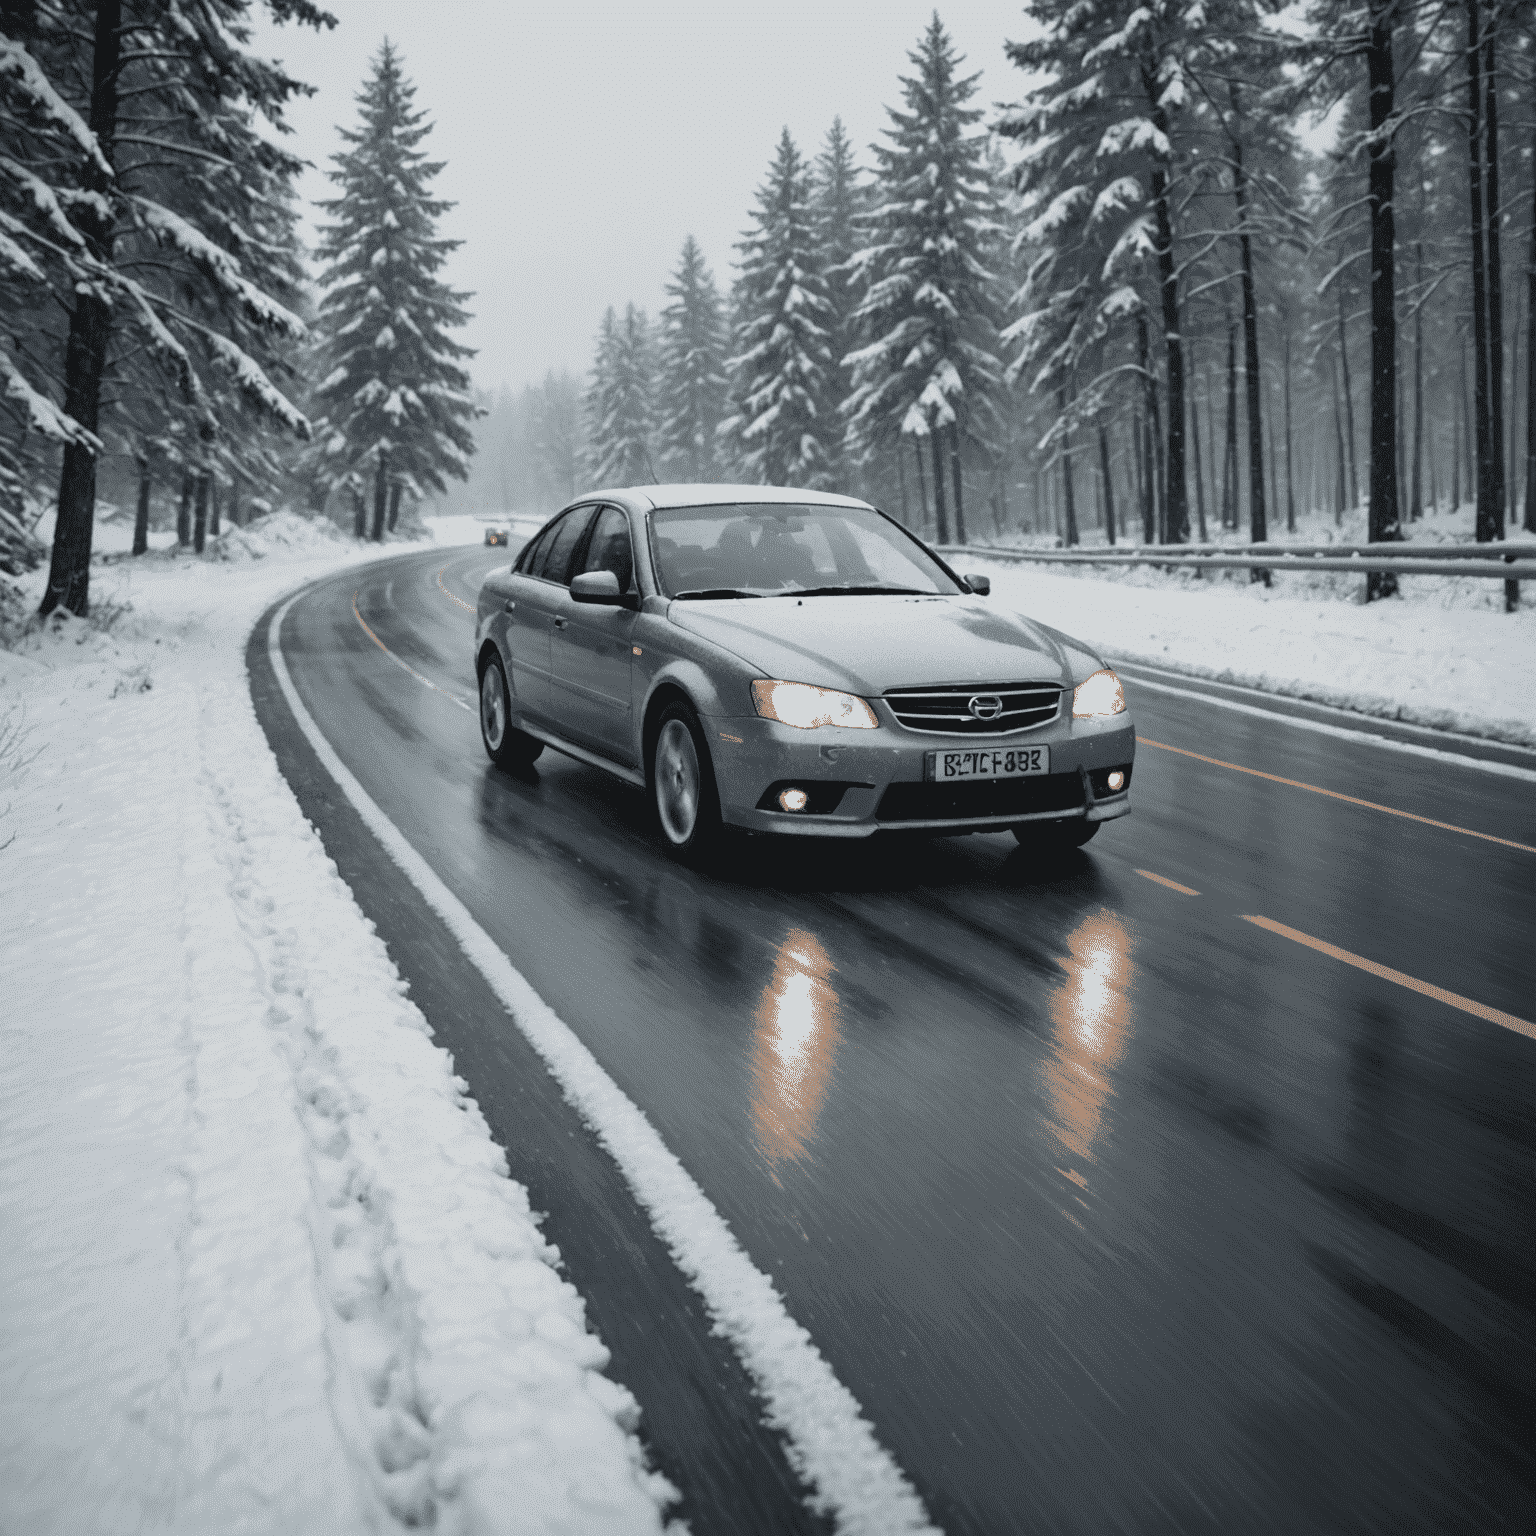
[3,2,1534,616]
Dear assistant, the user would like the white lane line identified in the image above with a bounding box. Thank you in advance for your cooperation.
[268,590,938,1536]
[1118,669,1536,784]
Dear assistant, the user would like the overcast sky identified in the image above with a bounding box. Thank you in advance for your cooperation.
[251,1,1034,396]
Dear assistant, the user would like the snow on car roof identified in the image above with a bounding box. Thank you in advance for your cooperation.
[592,483,875,512]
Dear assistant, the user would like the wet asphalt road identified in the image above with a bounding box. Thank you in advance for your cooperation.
[251,543,1535,1535]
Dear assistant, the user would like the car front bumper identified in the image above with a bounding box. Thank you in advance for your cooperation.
[705,712,1136,838]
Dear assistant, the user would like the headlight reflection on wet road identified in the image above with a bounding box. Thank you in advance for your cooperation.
[1044,910,1135,1179]
[751,929,842,1171]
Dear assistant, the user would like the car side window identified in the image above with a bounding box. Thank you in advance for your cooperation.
[579,506,636,593]
[541,506,598,585]
[526,507,596,584]
[516,520,555,575]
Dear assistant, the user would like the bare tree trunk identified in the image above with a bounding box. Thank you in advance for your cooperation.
[1336,283,1360,510]
[1188,366,1209,541]
[1284,335,1297,532]
[1230,113,1268,569]
[896,441,910,525]
[913,436,930,533]
[1526,118,1536,533]
[1484,12,1505,525]
[1364,0,1402,599]
[388,481,403,533]
[208,479,220,539]
[1331,356,1347,524]
[372,452,389,542]
[193,474,209,554]
[1411,244,1425,520]
[948,423,966,544]
[178,473,193,546]
[132,457,151,556]
[1467,0,1499,550]
[1223,319,1239,529]
[1057,387,1079,546]
[1148,93,1189,541]
[352,487,367,540]
[930,424,950,544]
[1454,333,1466,511]
[1098,422,1117,545]
[39,0,121,618]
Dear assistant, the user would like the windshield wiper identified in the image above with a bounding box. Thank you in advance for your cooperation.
[670,588,765,601]
[784,584,931,598]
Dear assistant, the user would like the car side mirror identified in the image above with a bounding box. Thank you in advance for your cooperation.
[571,569,623,605]
[964,573,991,596]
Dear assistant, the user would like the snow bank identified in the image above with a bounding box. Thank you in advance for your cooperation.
[963,560,1536,747]
[0,539,672,1532]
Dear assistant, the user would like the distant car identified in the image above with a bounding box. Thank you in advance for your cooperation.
[483,526,511,547]
[474,485,1133,859]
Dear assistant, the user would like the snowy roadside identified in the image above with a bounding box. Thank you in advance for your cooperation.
[0,515,672,1535]
[961,560,1536,748]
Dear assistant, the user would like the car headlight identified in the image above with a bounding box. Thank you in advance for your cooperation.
[752,679,879,730]
[1072,668,1126,719]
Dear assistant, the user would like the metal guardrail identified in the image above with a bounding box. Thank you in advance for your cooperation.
[934,542,1536,581]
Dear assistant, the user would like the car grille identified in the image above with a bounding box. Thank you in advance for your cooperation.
[883,682,1063,735]
[877,774,1085,823]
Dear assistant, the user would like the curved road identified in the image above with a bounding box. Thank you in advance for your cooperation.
[250,543,1535,1535]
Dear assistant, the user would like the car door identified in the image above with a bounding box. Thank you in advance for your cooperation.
[502,506,595,724]
[548,504,640,762]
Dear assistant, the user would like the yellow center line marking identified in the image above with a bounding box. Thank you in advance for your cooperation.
[1136,868,1200,896]
[1242,915,1536,1042]
[436,564,476,612]
[1137,736,1535,854]
[352,592,473,712]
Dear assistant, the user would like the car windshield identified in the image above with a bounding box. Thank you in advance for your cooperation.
[650,503,962,599]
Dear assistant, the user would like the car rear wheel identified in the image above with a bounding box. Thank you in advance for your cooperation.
[1012,817,1099,851]
[480,656,543,770]
[651,702,723,860]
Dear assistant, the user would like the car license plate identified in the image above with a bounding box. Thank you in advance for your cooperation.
[926,745,1050,782]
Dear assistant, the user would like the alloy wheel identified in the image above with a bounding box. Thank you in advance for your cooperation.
[480,665,505,751]
[655,718,700,845]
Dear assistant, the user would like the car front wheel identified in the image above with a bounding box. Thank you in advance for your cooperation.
[651,702,723,860]
[480,656,543,770]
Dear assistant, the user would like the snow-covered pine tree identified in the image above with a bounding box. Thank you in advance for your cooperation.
[721,129,835,488]
[1,0,328,614]
[842,15,1003,544]
[309,40,476,540]
[721,135,835,488]
[586,303,656,487]
[812,118,865,494]
[999,0,1201,543]
[656,237,727,481]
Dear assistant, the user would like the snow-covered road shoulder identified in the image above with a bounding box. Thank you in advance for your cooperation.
[963,561,1536,748]
[0,517,672,1534]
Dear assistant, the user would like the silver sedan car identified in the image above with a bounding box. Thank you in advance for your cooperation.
[474,485,1134,859]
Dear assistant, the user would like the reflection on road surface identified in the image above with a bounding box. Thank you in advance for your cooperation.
[1045,910,1135,1181]
[751,928,842,1170]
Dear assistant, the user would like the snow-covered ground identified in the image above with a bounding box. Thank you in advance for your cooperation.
[0,514,672,1535]
[959,507,1536,747]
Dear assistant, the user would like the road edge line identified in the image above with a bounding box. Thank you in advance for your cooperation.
[1116,668,1536,784]
[266,590,938,1536]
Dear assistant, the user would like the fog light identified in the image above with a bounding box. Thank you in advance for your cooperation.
[778,787,810,813]
[1107,770,1125,792]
